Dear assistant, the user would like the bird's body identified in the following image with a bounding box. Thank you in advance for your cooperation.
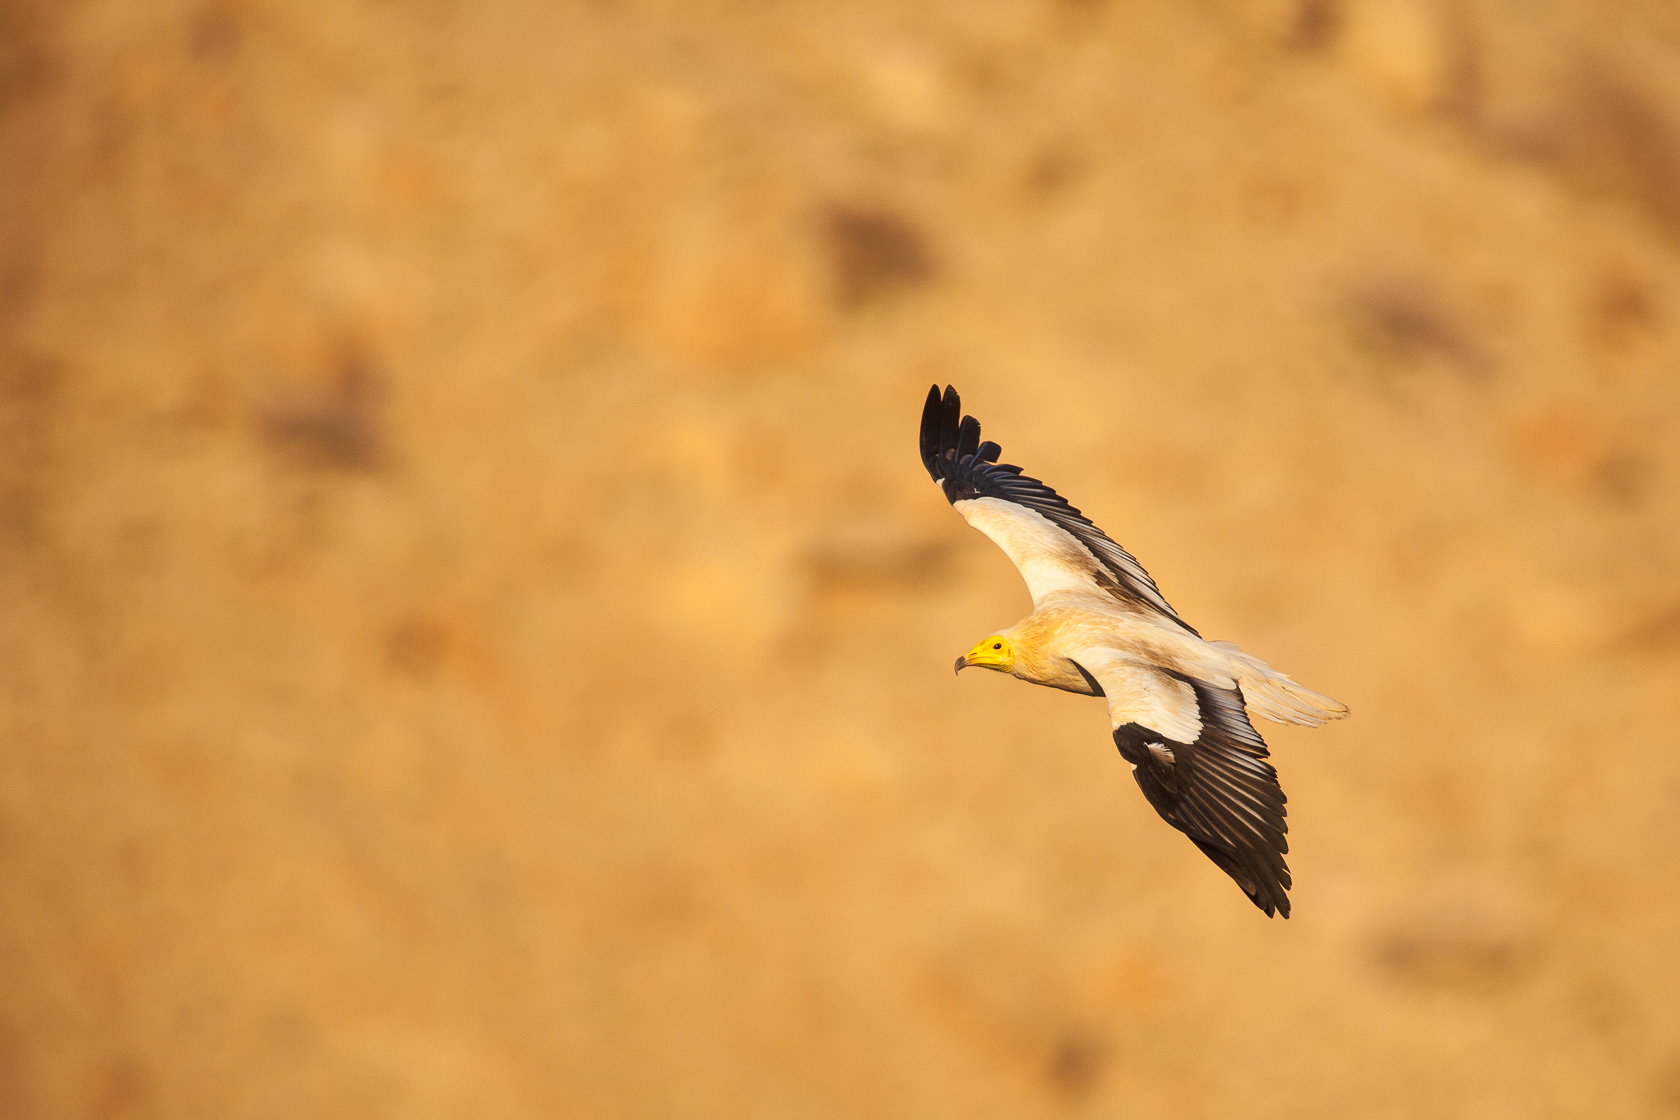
[922,385,1347,917]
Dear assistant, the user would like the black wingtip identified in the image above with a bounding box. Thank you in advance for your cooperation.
[1189,837,1289,917]
[919,384,989,465]
[939,385,961,457]
[919,384,944,468]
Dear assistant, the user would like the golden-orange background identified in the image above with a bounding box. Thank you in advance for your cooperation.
[4,1,1680,1116]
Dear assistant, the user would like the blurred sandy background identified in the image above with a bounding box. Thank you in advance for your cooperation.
[4,0,1680,1116]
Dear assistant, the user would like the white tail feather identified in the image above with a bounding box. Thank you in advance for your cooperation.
[1209,641,1349,727]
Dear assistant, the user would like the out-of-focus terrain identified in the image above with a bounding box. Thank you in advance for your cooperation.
[4,1,1680,1116]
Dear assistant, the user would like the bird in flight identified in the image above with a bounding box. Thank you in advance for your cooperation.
[921,385,1347,917]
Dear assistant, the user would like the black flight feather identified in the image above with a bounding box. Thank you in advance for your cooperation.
[1113,676,1292,918]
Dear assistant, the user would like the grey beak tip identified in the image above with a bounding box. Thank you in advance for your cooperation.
[953,656,967,675]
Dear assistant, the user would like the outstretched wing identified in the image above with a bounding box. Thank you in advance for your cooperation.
[919,384,1194,633]
[1077,650,1292,917]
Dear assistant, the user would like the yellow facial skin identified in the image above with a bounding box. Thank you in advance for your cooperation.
[956,635,1014,675]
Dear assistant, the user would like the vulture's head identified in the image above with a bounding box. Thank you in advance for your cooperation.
[955,635,1014,675]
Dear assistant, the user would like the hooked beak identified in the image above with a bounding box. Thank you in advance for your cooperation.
[954,654,969,675]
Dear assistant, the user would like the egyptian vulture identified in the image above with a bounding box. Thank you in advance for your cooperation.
[921,385,1347,917]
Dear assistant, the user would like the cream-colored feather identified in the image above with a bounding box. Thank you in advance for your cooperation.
[952,497,1109,605]
[1069,648,1204,743]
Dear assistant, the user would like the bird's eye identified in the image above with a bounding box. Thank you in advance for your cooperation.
[992,643,1001,650]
